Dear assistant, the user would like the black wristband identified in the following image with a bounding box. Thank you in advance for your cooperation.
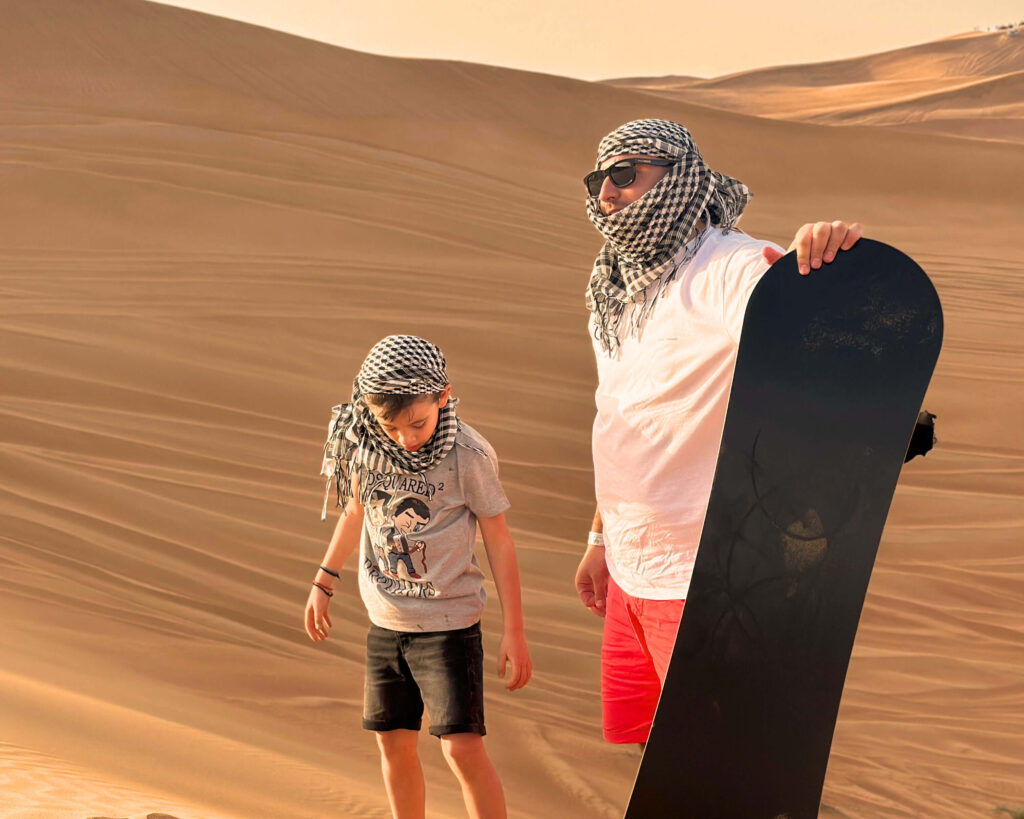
[318,565,341,579]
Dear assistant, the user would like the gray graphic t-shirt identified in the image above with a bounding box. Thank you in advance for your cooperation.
[357,423,510,632]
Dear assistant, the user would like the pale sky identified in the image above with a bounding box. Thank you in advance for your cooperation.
[152,0,1022,80]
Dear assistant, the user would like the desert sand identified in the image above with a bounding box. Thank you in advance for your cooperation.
[1,2,1022,817]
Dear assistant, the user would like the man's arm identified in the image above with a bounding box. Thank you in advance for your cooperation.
[575,506,609,617]
[762,221,863,275]
[478,512,532,691]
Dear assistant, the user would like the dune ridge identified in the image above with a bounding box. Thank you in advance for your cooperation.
[1,1,1022,817]
[604,29,1024,143]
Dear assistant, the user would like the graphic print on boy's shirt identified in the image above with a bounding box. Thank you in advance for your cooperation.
[357,425,509,631]
[362,471,448,599]
[377,496,430,580]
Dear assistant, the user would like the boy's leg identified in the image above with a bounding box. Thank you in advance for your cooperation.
[403,623,502,816]
[376,729,426,819]
[439,733,505,819]
[363,625,427,817]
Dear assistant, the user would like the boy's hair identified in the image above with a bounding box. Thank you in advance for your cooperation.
[320,335,456,517]
[394,496,430,519]
[365,390,445,421]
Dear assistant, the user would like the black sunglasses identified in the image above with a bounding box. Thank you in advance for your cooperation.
[583,158,674,197]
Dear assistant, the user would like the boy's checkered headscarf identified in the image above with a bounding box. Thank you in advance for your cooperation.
[320,335,459,518]
[585,119,753,353]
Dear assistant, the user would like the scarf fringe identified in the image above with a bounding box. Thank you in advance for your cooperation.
[591,225,712,354]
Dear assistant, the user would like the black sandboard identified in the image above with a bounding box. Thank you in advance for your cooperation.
[624,239,943,818]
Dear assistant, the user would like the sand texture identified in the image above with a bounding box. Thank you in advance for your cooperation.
[1,2,1022,817]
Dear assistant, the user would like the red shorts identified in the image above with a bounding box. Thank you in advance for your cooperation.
[600,576,685,744]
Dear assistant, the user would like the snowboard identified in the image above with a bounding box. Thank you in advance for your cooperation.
[623,239,943,818]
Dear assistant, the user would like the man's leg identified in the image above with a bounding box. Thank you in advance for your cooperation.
[630,594,686,685]
[440,733,506,819]
[398,552,419,578]
[601,577,662,745]
[376,729,426,819]
[387,551,403,577]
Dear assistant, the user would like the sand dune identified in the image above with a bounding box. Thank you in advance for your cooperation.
[1,1,1022,817]
[606,29,1024,143]
[811,70,1024,127]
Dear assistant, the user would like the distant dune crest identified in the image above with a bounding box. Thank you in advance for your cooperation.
[603,30,1024,143]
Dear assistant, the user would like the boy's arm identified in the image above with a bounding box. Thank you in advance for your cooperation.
[478,512,532,691]
[304,495,365,642]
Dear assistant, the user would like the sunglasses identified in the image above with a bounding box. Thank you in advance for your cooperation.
[583,158,674,197]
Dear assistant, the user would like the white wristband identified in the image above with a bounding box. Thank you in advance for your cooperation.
[587,531,604,547]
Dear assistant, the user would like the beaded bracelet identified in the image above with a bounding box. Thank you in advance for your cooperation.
[312,581,334,597]
[318,565,341,579]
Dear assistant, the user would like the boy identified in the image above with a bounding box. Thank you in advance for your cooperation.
[304,334,531,819]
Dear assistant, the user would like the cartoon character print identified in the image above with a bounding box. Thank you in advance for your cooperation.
[383,497,430,580]
[364,490,431,582]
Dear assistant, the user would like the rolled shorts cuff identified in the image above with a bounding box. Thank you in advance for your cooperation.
[428,722,487,738]
[362,717,422,733]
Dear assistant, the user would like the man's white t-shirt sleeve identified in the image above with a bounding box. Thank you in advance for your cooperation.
[721,240,783,344]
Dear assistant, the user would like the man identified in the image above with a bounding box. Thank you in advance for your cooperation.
[386,496,430,579]
[572,118,861,746]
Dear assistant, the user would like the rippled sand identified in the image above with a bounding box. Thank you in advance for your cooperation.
[1,3,1022,817]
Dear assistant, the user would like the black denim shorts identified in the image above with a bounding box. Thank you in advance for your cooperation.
[363,621,486,737]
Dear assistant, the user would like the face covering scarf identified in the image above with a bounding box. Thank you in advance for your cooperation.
[585,119,753,354]
[320,335,459,519]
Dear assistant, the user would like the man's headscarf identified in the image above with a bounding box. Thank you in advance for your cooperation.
[320,335,459,518]
[585,119,753,353]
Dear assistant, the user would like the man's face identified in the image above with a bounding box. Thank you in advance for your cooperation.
[394,508,428,534]
[597,153,671,216]
[367,386,450,452]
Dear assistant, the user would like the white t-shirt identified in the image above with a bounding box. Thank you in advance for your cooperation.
[591,227,783,600]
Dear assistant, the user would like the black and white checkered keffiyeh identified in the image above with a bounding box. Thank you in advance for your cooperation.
[320,335,459,518]
[585,119,753,353]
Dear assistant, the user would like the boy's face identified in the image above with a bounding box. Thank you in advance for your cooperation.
[367,386,451,452]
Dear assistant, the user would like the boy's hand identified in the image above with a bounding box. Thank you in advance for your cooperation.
[575,545,609,617]
[498,631,532,691]
[304,584,333,642]
[762,220,862,275]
